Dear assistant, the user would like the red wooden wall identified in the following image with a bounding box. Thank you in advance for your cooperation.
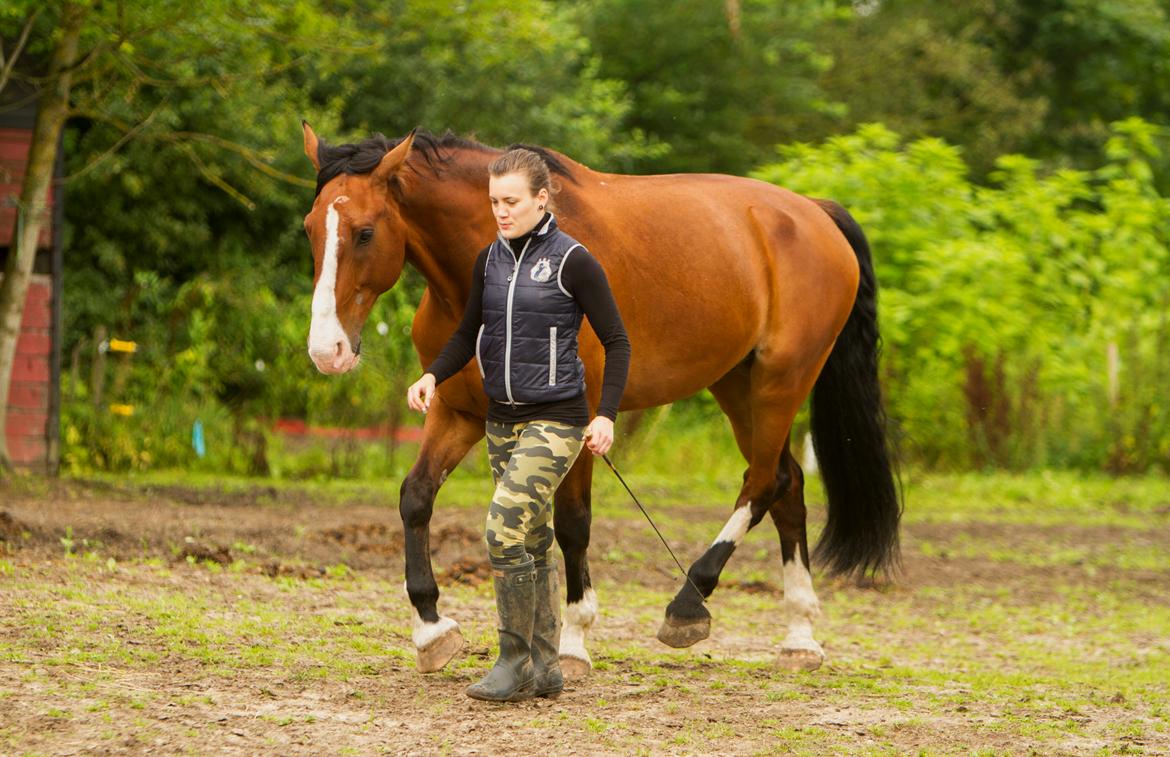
[1,126,58,469]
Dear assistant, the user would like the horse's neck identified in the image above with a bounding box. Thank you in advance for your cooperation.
[401,169,492,318]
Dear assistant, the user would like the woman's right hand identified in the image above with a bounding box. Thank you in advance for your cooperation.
[407,373,437,413]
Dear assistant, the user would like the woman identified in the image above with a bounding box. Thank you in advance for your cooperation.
[406,148,630,702]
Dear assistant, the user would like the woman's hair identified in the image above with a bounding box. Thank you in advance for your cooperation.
[488,148,553,201]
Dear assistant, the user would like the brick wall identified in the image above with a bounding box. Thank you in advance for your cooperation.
[4,274,52,466]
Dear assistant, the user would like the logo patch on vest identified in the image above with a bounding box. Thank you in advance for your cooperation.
[530,258,553,283]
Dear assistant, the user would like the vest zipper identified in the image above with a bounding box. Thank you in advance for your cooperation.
[504,236,534,406]
[475,323,486,378]
[549,326,557,385]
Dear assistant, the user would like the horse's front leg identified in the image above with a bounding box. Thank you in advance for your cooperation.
[553,451,596,679]
[400,395,485,672]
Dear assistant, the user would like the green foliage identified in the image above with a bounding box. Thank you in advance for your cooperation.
[326,0,660,169]
[988,0,1170,163]
[812,0,1049,175]
[577,0,839,174]
[814,0,1170,179]
[59,267,422,475]
[753,120,1170,470]
[8,2,1170,474]
[58,0,354,348]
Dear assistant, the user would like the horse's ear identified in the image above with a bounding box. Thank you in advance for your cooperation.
[372,128,418,184]
[303,120,321,172]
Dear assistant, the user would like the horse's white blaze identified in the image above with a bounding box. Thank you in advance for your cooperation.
[559,587,597,664]
[781,548,823,655]
[712,504,752,546]
[308,197,355,371]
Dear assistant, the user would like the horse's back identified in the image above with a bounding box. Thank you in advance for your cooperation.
[556,168,859,410]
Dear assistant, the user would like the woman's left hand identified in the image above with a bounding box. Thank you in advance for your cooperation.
[584,416,615,456]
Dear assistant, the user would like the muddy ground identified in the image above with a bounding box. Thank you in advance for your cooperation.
[1,478,1168,755]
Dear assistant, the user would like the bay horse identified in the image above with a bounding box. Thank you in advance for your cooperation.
[300,123,901,675]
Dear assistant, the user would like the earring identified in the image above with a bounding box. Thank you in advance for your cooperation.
[539,204,545,210]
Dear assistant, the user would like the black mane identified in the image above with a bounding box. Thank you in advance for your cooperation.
[314,129,575,196]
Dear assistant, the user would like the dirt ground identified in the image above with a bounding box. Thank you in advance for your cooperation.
[2,478,1168,755]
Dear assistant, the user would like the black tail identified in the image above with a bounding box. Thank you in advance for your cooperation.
[809,199,902,580]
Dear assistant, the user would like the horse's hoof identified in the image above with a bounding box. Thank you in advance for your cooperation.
[416,627,464,673]
[656,615,711,648]
[559,655,592,680]
[777,647,824,672]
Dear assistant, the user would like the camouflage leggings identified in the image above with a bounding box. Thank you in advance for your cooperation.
[484,419,586,568]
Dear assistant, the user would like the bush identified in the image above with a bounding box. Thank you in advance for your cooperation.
[752,120,1170,471]
[60,268,425,475]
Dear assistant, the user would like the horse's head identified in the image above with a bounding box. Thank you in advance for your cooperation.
[301,122,415,374]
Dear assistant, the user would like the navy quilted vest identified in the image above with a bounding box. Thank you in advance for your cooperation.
[477,214,587,404]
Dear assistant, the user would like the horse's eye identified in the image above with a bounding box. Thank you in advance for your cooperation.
[357,227,374,246]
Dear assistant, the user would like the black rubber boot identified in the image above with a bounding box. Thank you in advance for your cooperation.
[532,563,564,698]
[466,556,536,702]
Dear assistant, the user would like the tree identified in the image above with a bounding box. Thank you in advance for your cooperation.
[0,1,86,470]
[987,0,1170,164]
[575,0,840,174]
[812,0,1048,176]
[813,0,1170,178]
[325,0,658,171]
[0,0,365,469]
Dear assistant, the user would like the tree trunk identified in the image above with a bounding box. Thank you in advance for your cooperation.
[0,3,88,469]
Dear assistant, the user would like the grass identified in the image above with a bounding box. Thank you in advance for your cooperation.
[3,434,1170,753]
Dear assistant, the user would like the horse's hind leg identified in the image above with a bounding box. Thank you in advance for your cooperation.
[553,451,596,679]
[657,358,796,648]
[769,443,825,671]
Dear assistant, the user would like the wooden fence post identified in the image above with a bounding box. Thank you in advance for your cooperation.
[91,325,106,408]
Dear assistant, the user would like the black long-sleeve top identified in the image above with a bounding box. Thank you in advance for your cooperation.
[426,219,630,425]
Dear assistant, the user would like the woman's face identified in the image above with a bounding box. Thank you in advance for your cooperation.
[489,172,549,239]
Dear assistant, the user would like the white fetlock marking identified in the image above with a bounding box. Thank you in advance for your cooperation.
[405,582,459,649]
[802,431,819,476]
[781,617,824,657]
[712,503,752,546]
[782,549,821,619]
[559,588,597,662]
[782,549,822,654]
[413,614,459,650]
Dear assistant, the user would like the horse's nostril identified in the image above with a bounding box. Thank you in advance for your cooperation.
[334,341,344,357]
[353,338,362,356]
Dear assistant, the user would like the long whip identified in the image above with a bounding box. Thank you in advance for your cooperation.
[599,453,707,605]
